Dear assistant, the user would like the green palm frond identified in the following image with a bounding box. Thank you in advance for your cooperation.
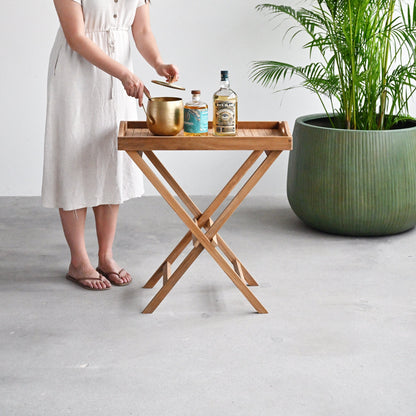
[385,64,416,115]
[250,61,329,90]
[304,74,340,97]
[250,60,298,89]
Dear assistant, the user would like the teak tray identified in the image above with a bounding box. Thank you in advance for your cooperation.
[118,121,292,151]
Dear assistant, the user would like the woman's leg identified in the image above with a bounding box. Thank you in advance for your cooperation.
[93,204,131,285]
[59,208,111,290]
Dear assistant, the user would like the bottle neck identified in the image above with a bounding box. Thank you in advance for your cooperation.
[192,94,200,103]
[220,79,230,89]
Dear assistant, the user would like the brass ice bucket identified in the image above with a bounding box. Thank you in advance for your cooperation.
[145,97,184,136]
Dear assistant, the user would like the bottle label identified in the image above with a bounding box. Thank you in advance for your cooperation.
[214,100,236,134]
[184,108,208,134]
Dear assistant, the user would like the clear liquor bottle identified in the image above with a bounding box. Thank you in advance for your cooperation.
[213,70,238,136]
[184,90,208,136]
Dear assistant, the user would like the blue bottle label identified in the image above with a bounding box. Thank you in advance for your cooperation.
[184,108,208,134]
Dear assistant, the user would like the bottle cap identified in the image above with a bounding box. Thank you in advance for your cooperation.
[191,90,201,95]
[221,70,229,81]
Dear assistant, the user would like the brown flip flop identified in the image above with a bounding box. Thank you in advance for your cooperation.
[96,268,131,286]
[66,273,110,291]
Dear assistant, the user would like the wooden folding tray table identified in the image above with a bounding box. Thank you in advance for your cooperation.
[118,121,292,314]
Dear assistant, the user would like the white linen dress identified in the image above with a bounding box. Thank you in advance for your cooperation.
[42,0,145,211]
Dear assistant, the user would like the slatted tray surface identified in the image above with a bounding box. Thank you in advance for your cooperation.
[118,121,292,151]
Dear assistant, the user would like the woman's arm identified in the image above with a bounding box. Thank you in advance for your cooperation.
[53,0,147,104]
[132,4,179,82]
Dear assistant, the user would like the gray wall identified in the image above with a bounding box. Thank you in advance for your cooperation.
[1,0,321,197]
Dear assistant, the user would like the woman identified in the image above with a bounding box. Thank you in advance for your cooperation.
[42,0,179,290]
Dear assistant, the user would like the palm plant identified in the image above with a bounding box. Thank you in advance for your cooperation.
[250,0,416,130]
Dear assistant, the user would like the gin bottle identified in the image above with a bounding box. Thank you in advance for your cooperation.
[213,70,238,136]
[184,90,208,136]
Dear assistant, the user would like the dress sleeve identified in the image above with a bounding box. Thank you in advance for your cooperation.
[137,0,146,8]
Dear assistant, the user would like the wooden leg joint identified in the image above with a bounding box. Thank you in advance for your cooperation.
[192,217,218,248]
[192,218,199,248]
[163,261,171,285]
[232,259,248,285]
[206,218,218,247]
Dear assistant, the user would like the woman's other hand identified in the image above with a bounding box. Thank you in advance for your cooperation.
[155,63,179,83]
[120,71,149,107]
[131,5,179,85]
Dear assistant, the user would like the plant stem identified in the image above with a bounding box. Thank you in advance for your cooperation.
[378,0,396,129]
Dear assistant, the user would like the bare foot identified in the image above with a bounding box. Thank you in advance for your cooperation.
[97,257,132,285]
[68,262,111,290]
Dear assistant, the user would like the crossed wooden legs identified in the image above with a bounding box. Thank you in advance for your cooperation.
[126,150,282,314]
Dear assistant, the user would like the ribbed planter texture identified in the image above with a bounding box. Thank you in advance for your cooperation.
[287,114,416,236]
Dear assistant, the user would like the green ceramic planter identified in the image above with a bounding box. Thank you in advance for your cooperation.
[287,114,416,236]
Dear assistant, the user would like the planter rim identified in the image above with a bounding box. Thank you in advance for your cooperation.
[296,113,416,134]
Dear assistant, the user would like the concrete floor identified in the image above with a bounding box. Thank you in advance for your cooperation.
[1,195,416,415]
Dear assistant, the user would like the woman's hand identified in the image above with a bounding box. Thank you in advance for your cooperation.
[131,6,179,85]
[120,70,149,107]
[155,63,180,83]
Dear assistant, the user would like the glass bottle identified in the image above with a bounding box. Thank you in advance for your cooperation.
[213,70,238,136]
[184,90,209,136]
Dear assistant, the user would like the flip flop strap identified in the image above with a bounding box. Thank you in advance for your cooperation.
[75,276,104,282]
[96,268,128,281]
[106,269,126,278]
